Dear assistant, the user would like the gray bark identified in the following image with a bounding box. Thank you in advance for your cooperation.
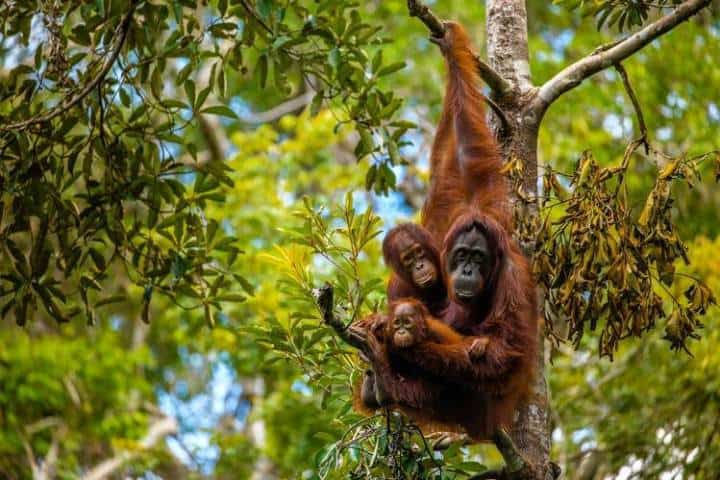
[485,2,551,478]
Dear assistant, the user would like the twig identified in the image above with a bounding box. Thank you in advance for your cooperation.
[406,0,445,37]
[535,0,712,112]
[0,2,138,132]
[239,0,274,36]
[315,283,371,357]
[613,62,649,153]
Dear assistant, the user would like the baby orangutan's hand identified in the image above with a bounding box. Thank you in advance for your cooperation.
[467,336,490,360]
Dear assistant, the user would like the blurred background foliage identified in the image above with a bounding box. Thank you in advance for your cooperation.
[1,1,719,479]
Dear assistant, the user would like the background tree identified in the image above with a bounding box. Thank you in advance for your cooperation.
[1,1,719,479]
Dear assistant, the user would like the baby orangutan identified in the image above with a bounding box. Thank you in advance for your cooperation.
[356,299,488,411]
[387,299,488,361]
[355,299,497,440]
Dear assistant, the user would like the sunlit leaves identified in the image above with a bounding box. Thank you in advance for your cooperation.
[0,0,416,329]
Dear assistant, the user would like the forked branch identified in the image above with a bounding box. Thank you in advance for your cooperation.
[407,0,512,97]
[535,0,712,113]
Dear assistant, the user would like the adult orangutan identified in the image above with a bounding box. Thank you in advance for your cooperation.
[358,21,538,440]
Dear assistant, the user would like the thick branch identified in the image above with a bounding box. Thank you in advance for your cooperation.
[475,55,513,98]
[81,416,178,480]
[536,0,711,111]
[407,0,513,97]
[493,428,530,475]
[465,429,534,480]
[0,3,137,132]
[407,0,445,37]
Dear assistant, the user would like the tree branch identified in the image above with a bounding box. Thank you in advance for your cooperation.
[535,0,712,111]
[475,55,514,98]
[0,2,138,132]
[19,434,40,479]
[484,94,513,138]
[407,0,445,37]
[407,0,513,97]
[314,283,372,357]
[81,416,178,480]
[492,428,530,475]
[240,91,315,124]
[37,429,61,480]
[467,428,543,480]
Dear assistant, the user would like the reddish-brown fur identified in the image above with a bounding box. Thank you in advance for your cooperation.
[421,23,511,241]
[360,22,538,440]
[356,299,499,439]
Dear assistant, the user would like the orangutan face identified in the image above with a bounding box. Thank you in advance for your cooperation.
[389,302,425,348]
[446,227,491,304]
[395,232,437,289]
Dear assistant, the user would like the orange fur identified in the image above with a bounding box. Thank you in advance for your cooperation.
[363,22,538,440]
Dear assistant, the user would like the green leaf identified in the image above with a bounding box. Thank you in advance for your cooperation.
[377,61,406,77]
[200,105,238,119]
[256,54,268,88]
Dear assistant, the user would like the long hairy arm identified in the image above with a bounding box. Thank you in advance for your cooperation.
[441,23,508,213]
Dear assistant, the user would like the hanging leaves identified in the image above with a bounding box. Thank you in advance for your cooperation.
[526,145,717,357]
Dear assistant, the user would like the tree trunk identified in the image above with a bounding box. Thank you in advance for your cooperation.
[485,2,552,478]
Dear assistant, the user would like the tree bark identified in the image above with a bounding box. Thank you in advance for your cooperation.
[485,2,552,479]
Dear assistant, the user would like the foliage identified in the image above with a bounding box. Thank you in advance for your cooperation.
[552,235,720,479]
[259,193,495,478]
[525,144,718,357]
[0,329,156,478]
[555,0,688,32]
[1,0,719,479]
[0,0,411,329]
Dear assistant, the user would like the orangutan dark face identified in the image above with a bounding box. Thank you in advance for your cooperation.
[389,302,425,348]
[395,232,438,289]
[446,227,491,304]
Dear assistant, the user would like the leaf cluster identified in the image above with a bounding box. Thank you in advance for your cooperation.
[1,0,413,329]
[555,0,686,32]
[522,144,718,357]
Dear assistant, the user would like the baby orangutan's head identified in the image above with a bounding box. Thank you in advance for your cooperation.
[388,300,428,349]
